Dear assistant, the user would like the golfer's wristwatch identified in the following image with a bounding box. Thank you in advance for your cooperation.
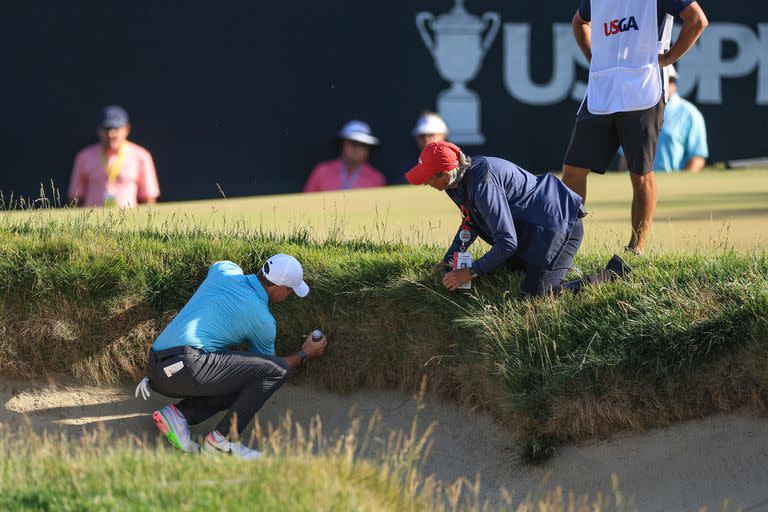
[298,350,308,365]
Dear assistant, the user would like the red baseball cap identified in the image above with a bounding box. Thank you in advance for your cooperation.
[406,141,462,185]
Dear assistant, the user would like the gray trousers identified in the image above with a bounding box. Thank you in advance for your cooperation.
[147,346,290,437]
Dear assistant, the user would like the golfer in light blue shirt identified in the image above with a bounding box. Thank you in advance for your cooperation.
[136,254,328,460]
[152,260,278,355]
[618,66,708,172]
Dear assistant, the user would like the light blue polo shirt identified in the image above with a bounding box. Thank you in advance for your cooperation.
[617,93,708,172]
[654,94,708,171]
[152,261,277,355]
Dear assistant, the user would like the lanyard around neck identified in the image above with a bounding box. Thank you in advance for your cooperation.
[460,205,473,231]
[101,144,126,184]
[339,164,361,190]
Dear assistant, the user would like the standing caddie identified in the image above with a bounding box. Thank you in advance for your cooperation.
[135,254,327,460]
[562,0,708,254]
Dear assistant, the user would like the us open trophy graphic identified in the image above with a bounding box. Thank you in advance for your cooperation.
[416,0,500,145]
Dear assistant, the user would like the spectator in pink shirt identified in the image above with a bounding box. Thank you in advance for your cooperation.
[304,120,387,193]
[68,106,160,208]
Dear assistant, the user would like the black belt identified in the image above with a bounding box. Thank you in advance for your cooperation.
[150,346,203,362]
[577,204,588,218]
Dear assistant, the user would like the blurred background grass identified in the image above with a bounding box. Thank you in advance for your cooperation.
[4,168,767,252]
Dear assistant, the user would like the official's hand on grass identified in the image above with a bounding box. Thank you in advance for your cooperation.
[442,268,473,291]
[432,261,451,275]
[302,333,327,360]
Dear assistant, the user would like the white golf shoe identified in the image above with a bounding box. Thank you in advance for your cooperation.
[202,430,262,461]
[153,404,199,452]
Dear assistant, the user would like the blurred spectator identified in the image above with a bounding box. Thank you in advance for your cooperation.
[618,66,708,173]
[396,111,451,182]
[68,106,160,207]
[412,111,449,152]
[654,65,708,172]
[304,121,386,193]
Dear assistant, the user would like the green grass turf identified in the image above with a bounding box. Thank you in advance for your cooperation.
[0,420,440,512]
[1,211,766,451]
[1,168,766,461]
[0,425,633,512]
[4,168,768,252]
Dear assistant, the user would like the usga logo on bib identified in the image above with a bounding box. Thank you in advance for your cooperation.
[604,16,639,36]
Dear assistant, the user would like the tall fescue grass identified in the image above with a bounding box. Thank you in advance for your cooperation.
[1,208,767,458]
[0,409,639,512]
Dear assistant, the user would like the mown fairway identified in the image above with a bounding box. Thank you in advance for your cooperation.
[5,168,768,252]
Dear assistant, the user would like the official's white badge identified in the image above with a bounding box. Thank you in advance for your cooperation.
[452,251,474,290]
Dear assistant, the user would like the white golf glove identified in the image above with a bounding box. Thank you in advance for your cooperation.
[135,376,151,400]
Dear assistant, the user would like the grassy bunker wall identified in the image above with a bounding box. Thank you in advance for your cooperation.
[1,216,767,447]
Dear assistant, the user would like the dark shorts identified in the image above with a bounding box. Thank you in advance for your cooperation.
[563,97,665,175]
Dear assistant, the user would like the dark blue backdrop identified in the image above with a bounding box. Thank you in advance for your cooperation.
[1,1,766,202]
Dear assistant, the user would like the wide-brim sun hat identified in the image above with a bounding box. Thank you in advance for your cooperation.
[338,120,380,146]
[412,113,449,137]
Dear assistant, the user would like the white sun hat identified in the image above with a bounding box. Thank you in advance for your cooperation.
[668,64,680,80]
[412,112,449,137]
[338,120,380,146]
[262,254,309,297]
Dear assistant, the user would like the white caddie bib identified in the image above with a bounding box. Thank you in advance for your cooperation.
[587,0,663,115]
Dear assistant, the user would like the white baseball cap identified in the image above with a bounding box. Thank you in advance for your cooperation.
[262,254,309,297]
[412,112,449,137]
[338,120,380,146]
[669,64,680,81]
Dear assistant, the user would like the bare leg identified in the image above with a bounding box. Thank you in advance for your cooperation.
[628,172,657,254]
[562,165,590,202]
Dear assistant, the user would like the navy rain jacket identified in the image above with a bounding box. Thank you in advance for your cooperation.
[443,156,583,273]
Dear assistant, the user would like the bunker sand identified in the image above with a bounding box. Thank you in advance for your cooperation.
[2,376,767,511]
